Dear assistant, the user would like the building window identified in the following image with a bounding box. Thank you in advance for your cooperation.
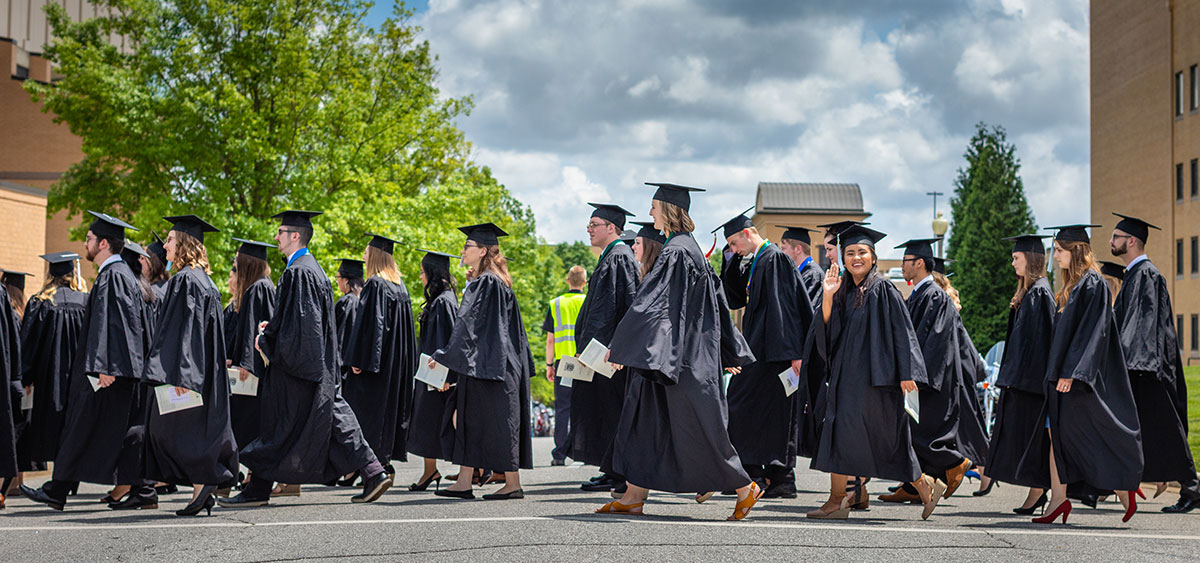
[1179,239,1186,277]
[1192,65,1200,110]
[1179,163,1186,202]
[1193,159,1199,198]
[1178,71,1186,117]
[1192,315,1199,351]
[1192,237,1199,275]
[1180,315,1186,352]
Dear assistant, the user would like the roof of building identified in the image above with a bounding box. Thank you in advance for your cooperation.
[755,182,867,215]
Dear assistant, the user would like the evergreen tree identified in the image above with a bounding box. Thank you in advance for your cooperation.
[947,123,1037,352]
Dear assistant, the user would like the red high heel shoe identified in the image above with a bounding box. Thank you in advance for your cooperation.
[1135,487,1146,501]
[1123,491,1137,523]
[1032,499,1072,524]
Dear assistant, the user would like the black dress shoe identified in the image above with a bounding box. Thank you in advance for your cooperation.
[109,492,159,510]
[435,488,475,499]
[19,485,64,511]
[351,472,393,503]
[155,484,179,495]
[217,491,270,508]
[581,480,614,492]
[550,459,566,466]
[1163,497,1200,513]
[762,483,798,499]
[336,471,361,487]
[482,489,524,500]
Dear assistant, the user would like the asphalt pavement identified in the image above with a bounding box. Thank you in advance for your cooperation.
[3,437,1199,562]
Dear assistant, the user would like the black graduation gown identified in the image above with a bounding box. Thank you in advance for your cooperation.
[16,289,87,465]
[52,259,150,485]
[606,232,755,493]
[1113,259,1197,483]
[568,242,638,467]
[906,281,969,475]
[335,293,359,380]
[229,278,276,450]
[726,243,813,468]
[344,276,418,465]
[810,274,927,483]
[222,302,239,357]
[433,272,533,473]
[954,322,990,467]
[1024,270,1143,491]
[719,247,750,310]
[988,278,1054,488]
[799,261,824,309]
[143,266,238,485]
[241,252,376,483]
[0,294,20,479]
[407,289,457,461]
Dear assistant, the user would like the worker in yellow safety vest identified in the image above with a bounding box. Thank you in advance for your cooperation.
[543,265,587,466]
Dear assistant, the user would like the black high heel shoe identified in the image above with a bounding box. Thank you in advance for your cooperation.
[1013,492,1048,515]
[410,471,442,492]
[973,477,997,497]
[336,471,361,487]
[177,486,216,517]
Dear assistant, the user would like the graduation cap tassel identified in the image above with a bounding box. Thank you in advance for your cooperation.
[705,233,717,259]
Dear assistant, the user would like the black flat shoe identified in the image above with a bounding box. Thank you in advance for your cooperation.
[973,478,997,497]
[482,489,524,500]
[1163,497,1200,513]
[109,492,159,511]
[581,479,614,492]
[435,488,475,500]
[155,484,179,495]
[217,492,270,508]
[1013,493,1048,515]
[336,471,361,487]
[351,472,393,503]
[176,487,216,517]
[409,471,442,492]
[19,485,64,511]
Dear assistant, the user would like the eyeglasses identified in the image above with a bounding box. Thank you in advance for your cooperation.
[277,228,298,236]
[463,242,481,250]
[586,221,610,230]
[901,258,921,263]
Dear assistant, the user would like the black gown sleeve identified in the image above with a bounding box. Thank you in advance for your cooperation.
[235,280,276,374]
[432,275,508,382]
[1046,273,1110,388]
[143,269,226,392]
[79,267,144,380]
[260,268,330,382]
[908,287,956,392]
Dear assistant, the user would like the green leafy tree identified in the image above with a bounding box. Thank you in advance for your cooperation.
[947,123,1037,352]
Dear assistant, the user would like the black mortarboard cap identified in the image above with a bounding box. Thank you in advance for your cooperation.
[631,221,666,244]
[271,210,322,229]
[894,237,941,260]
[123,241,150,259]
[1099,261,1126,281]
[458,223,509,247]
[838,225,887,249]
[933,257,955,275]
[1112,213,1161,243]
[1046,224,1100,244]
[337,258,364,279]
[588,203,635,230]
[1003,234,1049,254]
[646,182,704,212]
[87,210,138,239]
[619,229,638,243]
[164,215,219,243]
[714,206,756,239]
[233,237,274,261]
[817,220,869,238]
[1,270,32,292]
[41,251,80,278]
[418,249,460,272]
[146,232,167,264]
[366,233,401,255]
[777,225,816,246]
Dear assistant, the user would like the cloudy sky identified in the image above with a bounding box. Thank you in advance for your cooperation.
[371,0,1089,257]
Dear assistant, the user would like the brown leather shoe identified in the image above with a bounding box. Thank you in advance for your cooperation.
[878,488,922,503]
[943,458,972,498]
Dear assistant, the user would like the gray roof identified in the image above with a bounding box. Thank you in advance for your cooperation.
[756,182,864,214]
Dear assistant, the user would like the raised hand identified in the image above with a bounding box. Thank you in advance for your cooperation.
[823,262,842,295]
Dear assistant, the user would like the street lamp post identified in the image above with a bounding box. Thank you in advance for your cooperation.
[932,211,949,258]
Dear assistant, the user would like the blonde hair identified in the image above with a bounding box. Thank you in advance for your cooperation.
[365,245,402,285]
[469,245,513,287]
[933,272,961,311]
[656,200,694,235]
[1054,240,1099,311]
[1010,251,1047,309]
[35,271,88,302]
[566,265,586,288]
[172,231,212,274]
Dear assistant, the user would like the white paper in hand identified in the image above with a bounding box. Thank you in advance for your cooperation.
[778,367,800,397]
[20,388,32,410]
[556,356,594,382]
[155,384,204,414]
[414,353,450,388]
[578,339,615,378]
[904,389,920,424]
[227,368,260,396]
[87,376,102,392]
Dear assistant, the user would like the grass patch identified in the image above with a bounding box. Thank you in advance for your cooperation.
[1188,366,1200,465]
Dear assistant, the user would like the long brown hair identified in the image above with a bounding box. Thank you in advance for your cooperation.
[1010,251,1047,309]
[1054,240,1099,311]
[655,200,694,235]
[5,285,24,320]
[172,231,211,274]
[639,238,663,279]
[469,245,512,287]
[233,252,271,312]
[365,246,402,285]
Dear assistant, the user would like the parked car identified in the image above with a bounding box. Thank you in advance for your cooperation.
[886,267,904,280]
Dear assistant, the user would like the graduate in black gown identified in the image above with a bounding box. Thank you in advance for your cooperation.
[777,225,824,307]
[884,238,971,503]
[719,212,812,499]
[144,232,171,300]
[629,221,665,279]
[600,183,762,521]
[407,250,459,491]
[1108,214,1200,513]
[805,225,944,521]
[142,216,238,516]
[335,258,365,381]
[571,203,638,493]
[430,223,533,501]
[345,234,419,474]
[227,238,277,455]
[0,271,21,501]
[22,212,157,511]
[3,269,33,479]
[986,235,1054,512]
[220,210,391,507]
[16,253,87,475]
[1019,225,1143,525]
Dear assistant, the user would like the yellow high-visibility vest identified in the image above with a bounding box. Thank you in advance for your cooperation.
[550,291,586,360]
